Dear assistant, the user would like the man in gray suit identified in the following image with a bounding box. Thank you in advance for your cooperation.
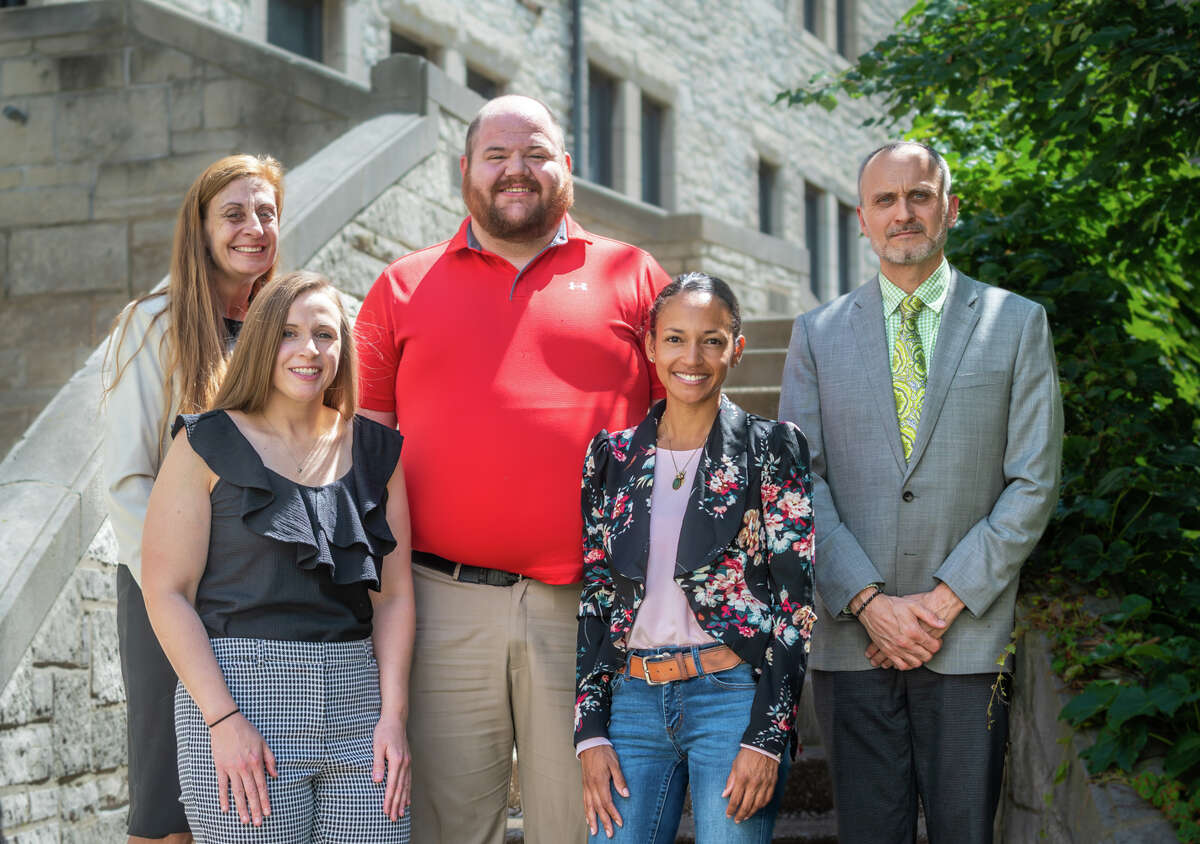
[779,142,1063,843]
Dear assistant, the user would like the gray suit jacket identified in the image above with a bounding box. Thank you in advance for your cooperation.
[779,268,1063,674]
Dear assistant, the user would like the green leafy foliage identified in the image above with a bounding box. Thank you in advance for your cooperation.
[1135,771,1200,842]
[781,0,1200,833]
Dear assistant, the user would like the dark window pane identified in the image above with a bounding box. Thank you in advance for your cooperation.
[806,184,822,290]
[836,0,851,57]
[759,160,777,235]
[466,68,499,100]
[390,32,428,58]
[0,0,29,7]
[588,66,615,188]
[268,0,322,62]
[838,202,855,294]
[641,97,664,206]
[803,0,817,34]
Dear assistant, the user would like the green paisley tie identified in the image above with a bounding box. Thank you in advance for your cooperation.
[892,295,926,461]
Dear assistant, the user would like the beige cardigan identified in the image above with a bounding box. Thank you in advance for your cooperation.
[103,293,176,586]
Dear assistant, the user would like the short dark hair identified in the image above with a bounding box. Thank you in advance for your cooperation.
[857,141,952,204]
[464,95,566,160]
[648,272,743,338]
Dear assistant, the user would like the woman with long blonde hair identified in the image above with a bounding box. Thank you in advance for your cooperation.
[104,153,283,843]
[142,271,413,842]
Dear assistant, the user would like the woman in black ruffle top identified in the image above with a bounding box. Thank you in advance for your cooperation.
[141,271,415,843]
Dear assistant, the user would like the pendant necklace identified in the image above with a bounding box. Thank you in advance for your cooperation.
[263,415,335,476]
[663,440,703,491]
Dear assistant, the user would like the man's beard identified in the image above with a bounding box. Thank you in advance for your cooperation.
[880,208,950,266]
[463,172,574,241]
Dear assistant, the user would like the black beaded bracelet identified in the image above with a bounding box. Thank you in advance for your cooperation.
[207,707,240,729]
[852,587,882,619]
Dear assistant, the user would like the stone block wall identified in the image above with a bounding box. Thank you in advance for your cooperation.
[995,612,1177,843]
[0,524,127,844]
[0,0,380,457]
[305,110,470,297]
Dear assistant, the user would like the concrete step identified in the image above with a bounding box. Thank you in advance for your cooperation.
[724,385,781,418]
[743,315,798,351]
[726,349,788,388]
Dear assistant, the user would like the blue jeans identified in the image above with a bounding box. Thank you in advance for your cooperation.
[591,646,790,844]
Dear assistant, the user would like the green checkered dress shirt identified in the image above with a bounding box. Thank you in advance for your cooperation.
[880,259,951,375]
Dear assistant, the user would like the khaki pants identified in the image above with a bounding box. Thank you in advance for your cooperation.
[408,564,585,844]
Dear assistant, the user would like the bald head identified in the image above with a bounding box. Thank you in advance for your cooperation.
[857,142,952,205]
[465,95,566,161]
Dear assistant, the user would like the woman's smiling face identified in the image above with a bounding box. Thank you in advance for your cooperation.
[272,289,342,405]
[646,290,744,412]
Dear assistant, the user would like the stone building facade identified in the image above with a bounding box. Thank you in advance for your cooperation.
[1,0,907,457]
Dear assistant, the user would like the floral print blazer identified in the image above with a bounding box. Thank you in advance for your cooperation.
[575,395,817,759]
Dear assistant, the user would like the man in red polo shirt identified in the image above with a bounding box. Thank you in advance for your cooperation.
[355,94,670,844]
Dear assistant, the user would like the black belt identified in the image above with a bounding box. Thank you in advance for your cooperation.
[412,550,525,587]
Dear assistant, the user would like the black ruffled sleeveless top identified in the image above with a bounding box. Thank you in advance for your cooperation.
[172,410,404,642]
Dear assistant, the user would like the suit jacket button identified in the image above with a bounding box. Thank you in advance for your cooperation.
[902,490,914,502]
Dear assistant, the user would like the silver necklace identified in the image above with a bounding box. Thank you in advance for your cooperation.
[663,441,703,491]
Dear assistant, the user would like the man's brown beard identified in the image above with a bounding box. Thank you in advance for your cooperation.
[462,172,574,241]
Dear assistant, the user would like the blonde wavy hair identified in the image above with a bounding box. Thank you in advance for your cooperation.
[105,154,285,446]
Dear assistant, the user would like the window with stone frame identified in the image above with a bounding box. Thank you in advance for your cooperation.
[802,0,819,35]
[587,64,616,188]
[390,31,430,59]
[641,95,667,206]
[268,0,323,62]
[836,0,856,58]
[838,201,857,294]
[466,66,502,100]
[805,182,824,291]
[759,158,781,235]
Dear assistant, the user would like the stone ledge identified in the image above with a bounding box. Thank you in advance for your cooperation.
[997,607,1176,843]
[0,1,124,42]
[573,180,810,276]
[280,113,438,271]
[129,0,376,117]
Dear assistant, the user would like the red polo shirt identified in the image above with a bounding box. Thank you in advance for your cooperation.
[355,215,669,584]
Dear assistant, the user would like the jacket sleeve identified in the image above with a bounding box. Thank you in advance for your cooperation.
[103,300,171,586]
[575,431,627,745]
[933,303,1063,616]
[742,421,817,758]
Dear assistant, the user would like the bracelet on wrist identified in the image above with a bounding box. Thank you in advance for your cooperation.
[852,586,882,619]
[206,707,240,729]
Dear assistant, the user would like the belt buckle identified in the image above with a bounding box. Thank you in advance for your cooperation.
[641,653,675,686]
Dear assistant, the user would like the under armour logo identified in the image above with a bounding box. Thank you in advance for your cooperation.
[568,281,588,291]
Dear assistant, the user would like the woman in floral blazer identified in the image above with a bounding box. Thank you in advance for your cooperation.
[575,273,816,843]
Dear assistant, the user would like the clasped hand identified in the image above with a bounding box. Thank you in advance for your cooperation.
[857,585,964,670]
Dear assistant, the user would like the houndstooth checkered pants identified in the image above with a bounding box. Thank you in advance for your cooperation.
[175,637,411,843]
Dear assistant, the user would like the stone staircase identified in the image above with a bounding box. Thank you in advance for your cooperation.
[725,315,795,419]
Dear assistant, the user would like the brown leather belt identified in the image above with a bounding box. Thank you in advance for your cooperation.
[626,645,742,686]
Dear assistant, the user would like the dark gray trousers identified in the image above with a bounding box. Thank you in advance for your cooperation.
[812,667,1009,844]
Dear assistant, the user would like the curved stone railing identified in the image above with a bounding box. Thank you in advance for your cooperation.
[0,110,438,694]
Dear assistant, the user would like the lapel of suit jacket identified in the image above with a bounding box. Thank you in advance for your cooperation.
[904,267,981,476]
[675,395,750,575]
[850,278,908,473]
